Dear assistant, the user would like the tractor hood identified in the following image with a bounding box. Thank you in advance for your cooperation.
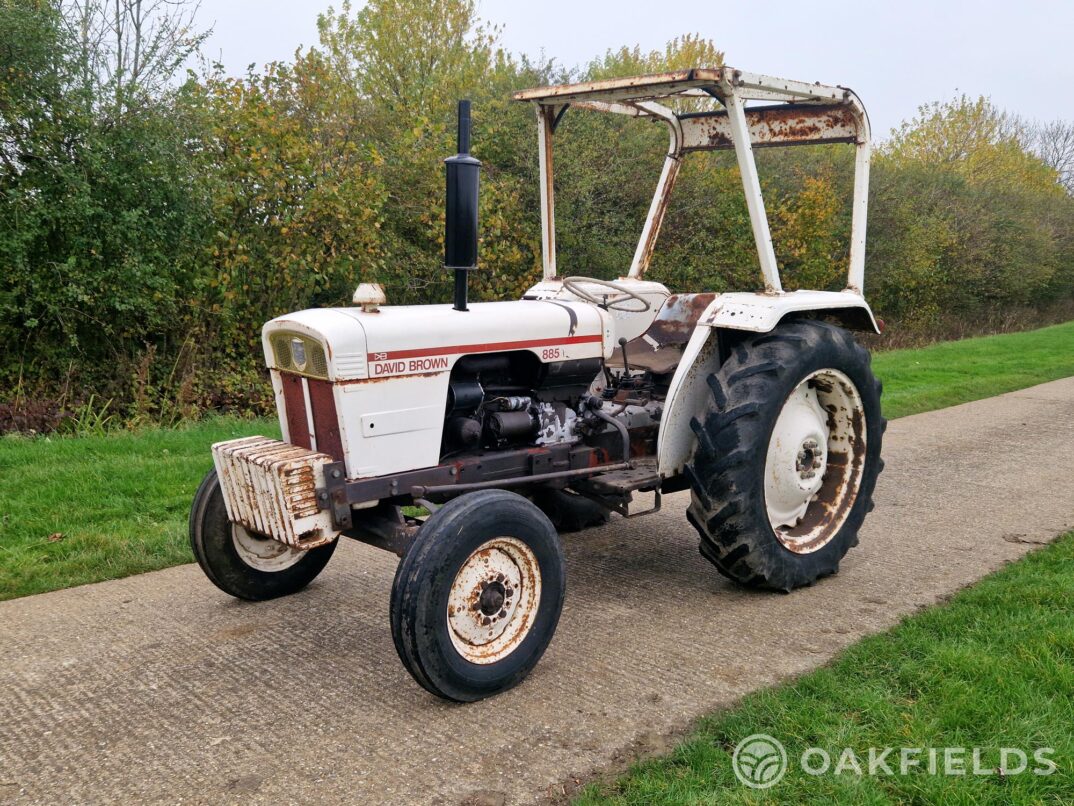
[262,300,613,382]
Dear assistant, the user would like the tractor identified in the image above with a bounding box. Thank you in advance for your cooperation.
[190,67,884,702]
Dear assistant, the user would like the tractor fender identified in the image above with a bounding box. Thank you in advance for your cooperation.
[656,290,879,478]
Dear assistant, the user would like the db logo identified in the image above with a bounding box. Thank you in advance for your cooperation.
[732,734,787,789]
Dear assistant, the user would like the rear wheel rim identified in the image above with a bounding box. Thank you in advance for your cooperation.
[231,524,305,572]
[446,537,542,665]
[764,368,866,554]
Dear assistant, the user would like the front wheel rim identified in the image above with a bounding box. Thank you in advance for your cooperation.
[764,369,867,554]
[231,524,306,572]
[447,537,542,665]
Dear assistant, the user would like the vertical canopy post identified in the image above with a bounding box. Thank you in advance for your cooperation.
[628,111,683,280]
[536,104,557,280]
[847,139,871,293]
[724,91,782,293]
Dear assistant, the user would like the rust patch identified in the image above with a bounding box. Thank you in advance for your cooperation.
[633,153,682,275]
[629,425,659,458]
[682,103,860,152]
[646,293,717,345]
[778,397,866,554]
[337,372,442,386]
[610,293,716,373]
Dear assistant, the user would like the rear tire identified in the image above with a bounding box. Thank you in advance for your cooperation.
[390,490,565,702]
[189,468,337,601]
[685,320,884,591]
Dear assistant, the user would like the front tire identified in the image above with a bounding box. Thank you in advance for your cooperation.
[685,320,884,591]
[390,490,566,702]
[189,469,337,601]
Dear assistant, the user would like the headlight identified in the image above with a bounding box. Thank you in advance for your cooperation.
[290,337,307,370]
[271,333,328,379]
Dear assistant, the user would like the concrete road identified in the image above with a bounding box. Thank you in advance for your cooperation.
[2,378,1073,805]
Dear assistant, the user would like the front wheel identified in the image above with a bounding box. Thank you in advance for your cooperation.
[390,490,566,702]
[189,469,337,601]
[686,320,884,591]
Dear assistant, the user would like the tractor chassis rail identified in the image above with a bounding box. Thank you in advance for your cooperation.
[319,442,636,532]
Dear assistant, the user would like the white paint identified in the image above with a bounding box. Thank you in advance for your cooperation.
[523,278,668,344]
[702,290,879,333]
[231,523,306,571]
[764,377,830,529]
[656,321,721,477]
[724,91,782,293]
[360,406,441,439]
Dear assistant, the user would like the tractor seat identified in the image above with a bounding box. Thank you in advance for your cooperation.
[608,293,717,375]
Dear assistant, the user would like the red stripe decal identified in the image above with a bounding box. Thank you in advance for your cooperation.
[367,334,602,362]
[279,373,311,449]
[307,378,344,461]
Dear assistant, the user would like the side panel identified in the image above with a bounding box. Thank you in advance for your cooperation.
[336,373,452,478]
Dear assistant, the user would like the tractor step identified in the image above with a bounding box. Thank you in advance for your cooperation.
[583,459,661,494]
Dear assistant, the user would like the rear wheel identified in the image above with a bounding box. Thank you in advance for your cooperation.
[189,469,337,601]
[685,320,884,591]
[390,490,565,702]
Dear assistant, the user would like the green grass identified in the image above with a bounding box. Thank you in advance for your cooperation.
[872,319,1074,419]
[577,533,1074,805]
[1,319,1073,601]
[573,319,1074,805]
[0,417,278,599]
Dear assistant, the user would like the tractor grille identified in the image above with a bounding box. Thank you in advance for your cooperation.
[270,334,328,378]
[211,436,339,548]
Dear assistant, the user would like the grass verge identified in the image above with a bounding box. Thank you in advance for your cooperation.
[0,417,278,599]
[576,532,1074,805]
[1,319,1073,600]
[873,318,1074,419]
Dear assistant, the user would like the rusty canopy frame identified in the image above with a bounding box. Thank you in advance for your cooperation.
[513,67,872,294]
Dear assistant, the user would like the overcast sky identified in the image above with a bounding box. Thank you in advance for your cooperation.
[197,0,1073,138]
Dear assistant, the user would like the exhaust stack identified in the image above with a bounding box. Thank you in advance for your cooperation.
[444,100,480,312]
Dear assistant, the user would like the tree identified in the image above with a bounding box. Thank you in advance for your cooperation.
[1029,119,1074,193]
[884,95,1059,192]
[61,0,208,111]
[0,0,213,412]
[584,34,724,80]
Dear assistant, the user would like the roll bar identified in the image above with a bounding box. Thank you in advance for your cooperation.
[513,67,872,294]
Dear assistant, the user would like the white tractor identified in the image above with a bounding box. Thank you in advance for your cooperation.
[191,67,885,702]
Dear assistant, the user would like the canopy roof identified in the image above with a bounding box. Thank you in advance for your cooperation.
[514,67,854,110]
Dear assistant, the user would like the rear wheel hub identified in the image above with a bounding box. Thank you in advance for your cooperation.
[764,368,866,554]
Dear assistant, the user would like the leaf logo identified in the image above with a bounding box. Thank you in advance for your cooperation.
[732,734,788,789]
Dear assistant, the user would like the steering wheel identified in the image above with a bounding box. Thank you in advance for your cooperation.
[561,277,652,313]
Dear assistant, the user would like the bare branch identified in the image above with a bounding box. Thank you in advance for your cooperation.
[1028,119,1074,193]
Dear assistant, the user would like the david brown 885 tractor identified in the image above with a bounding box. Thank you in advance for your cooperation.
[191,67,884,702]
